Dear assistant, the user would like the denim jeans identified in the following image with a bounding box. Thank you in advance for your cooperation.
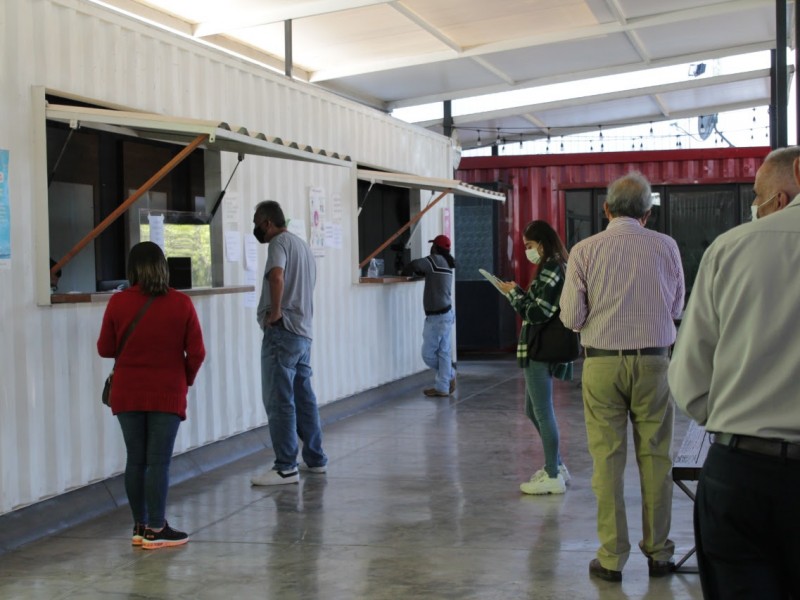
[261,326,327,472]
[421,310,455,393]
[117,411,181,529]
[523,359,561,478]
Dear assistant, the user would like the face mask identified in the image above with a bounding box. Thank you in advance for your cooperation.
[525,247,542,264]
[253,224,267,244]
[751,193,778,221]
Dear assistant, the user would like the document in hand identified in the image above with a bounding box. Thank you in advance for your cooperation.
[479,268,511,298]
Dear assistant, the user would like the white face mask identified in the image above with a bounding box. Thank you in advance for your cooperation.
[751,193,778,221]
[525,247,542,264]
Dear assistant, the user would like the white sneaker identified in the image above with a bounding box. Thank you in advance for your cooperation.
[558,464,571,485]
[251,468,299,486]
[520,473,566,495]
[298,463,327,474]
[529,464,571,485]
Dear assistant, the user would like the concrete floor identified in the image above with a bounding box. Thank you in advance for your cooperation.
[0,358,703,600]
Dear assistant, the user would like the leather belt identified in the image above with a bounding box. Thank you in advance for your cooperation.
[425,305,451,316]
[584,347,669,357]
[714,433,800,461]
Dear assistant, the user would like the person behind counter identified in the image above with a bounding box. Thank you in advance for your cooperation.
[97,241,206,549]
[50,258,62,292]
[401,234,456,397]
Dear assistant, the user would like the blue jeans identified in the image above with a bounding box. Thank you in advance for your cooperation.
[421,310,455,393]
[523,360,561,477]
[261,326,327,472]
[117,411,181,529]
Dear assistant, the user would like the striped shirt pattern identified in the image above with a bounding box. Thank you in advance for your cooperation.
[508,259,564,366]
[559,217,685,350]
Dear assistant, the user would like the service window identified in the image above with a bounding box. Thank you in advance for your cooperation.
[356,179,412,277]
[46,97,219,294]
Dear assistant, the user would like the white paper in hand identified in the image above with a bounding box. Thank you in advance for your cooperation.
[479,268,511,297]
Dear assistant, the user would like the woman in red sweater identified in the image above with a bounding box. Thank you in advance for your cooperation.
[97,242,205,549]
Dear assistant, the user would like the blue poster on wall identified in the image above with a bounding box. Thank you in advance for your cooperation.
[0,149,9,262]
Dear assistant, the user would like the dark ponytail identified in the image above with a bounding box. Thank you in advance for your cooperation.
[434,245,456,269]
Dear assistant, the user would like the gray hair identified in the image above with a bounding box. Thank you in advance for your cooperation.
[763,146,800,189]
[606,171,652,218]
[254,200,286,228]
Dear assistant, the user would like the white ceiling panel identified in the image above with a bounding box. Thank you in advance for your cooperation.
[329,58,504,104]
[486,35,644,83]
[637,6,780,59]
[420,68,782,148]
[90,0,793,148]
[659,78,773,114]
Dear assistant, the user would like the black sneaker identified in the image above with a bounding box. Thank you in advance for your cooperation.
[142,522,189,549]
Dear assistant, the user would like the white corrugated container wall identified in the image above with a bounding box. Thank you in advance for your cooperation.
[0,0,453,515]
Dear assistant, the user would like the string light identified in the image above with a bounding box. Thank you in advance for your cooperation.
[453,115,769,152]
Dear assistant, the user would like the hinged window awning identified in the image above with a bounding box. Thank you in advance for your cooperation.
[357,169,505,201]
[356,169,505,271]
[45,104,351,167]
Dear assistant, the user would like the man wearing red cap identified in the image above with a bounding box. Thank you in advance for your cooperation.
[401,234,456,396]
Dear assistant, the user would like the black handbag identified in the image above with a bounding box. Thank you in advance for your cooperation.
[527,311,581,363]
[102,297,155,406]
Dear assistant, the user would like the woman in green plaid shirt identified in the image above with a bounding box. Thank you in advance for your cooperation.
[497,220,572,495]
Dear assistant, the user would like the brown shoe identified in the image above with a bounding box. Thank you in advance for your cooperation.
[449,377,456,394]
[589,559,622,582]
[648,558,675,577]
[423,388,448,397]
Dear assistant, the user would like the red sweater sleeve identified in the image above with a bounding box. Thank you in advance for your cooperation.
[184,300,205,386]
[97,295,121,358]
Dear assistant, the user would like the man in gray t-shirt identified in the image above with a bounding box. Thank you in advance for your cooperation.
[250,200,327,487]
[256,228,316,339]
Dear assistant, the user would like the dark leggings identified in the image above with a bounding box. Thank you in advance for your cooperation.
[117,411,181,529]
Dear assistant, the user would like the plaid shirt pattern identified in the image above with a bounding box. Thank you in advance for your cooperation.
[508,259,564,367]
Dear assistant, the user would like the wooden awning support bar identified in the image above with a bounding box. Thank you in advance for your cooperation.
[50,133,209,277]
[358,189,449,270]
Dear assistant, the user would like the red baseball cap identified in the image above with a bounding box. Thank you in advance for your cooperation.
[429,234,451,251]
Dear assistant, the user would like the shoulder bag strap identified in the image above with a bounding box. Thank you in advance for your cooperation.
[114,296,156,360]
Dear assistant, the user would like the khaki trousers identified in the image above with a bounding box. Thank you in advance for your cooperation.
[582,355,675,571]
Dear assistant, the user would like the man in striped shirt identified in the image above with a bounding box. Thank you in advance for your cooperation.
[560,171,685,583]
